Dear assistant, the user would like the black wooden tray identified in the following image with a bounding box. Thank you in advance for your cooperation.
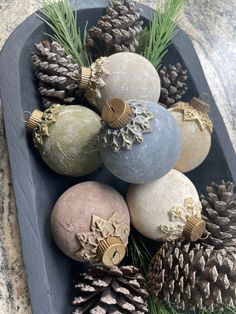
[0,1,236,313]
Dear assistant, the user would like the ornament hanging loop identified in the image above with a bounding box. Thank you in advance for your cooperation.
[21,111,32,124]
[200,92,210,104]
[200,230,210,240]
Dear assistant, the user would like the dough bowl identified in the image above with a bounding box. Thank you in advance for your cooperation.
[0,1,236,313]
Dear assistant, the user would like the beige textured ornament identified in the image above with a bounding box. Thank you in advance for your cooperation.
[127,169,204,242]
[51,182,130,266]
[170,97,213,173]
[80,52,161,111]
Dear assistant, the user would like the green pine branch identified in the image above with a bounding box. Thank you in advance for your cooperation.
[37,0,91,66]
[139,0,185,69]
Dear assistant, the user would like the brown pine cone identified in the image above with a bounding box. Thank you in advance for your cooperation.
[86,0,143,58]
[148,241,236,312]
[32,40,82,108]
[159,63,188,108]
[73,265,149,313]
[201,180,236,251]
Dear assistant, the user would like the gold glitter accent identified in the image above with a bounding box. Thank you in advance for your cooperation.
[170,102,213,133]
[76,212,129,264]
[159,198,202,241]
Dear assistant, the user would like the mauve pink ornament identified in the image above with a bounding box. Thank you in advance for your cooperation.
[51,181,130,266]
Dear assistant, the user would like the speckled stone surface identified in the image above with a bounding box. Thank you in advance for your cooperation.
[0,0,236,312]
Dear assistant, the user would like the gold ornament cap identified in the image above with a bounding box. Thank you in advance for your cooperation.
[80,67,92,90]
[184,216,206,242]
[97,236,126,267]
[190,97,210,114]
[27,109,43,129]
[102,99,133,129]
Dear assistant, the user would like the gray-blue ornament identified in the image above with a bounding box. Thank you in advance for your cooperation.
[99,99,182,184]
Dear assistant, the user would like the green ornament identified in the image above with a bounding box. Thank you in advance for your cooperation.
[28,104,102,176]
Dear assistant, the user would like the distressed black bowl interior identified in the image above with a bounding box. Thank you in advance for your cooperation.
[0,1,236,313]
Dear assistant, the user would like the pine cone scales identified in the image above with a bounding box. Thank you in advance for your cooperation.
[86,0,143,57]
[159,63,188,107]
[73,265,148,314]
[32,41,81,108]
[201,181,236,250]
[148,242,236,312]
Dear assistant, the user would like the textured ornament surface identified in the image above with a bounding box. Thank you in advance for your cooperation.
[51,182,130,263]
[100,102,181,184]
[33,104,102,176]
[170,108,212,173]
[77,212,129,264]
[90,52,161,111]
[100,100,153,152]
[159,197,202,241]
[148,241,236,312]
[127,169,202,240]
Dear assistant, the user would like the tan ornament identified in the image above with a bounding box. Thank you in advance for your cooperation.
[170,97,213,173]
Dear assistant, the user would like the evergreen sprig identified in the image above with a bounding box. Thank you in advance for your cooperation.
[38,0,91,66]
[128,231,178,314]
[140,0,185,69]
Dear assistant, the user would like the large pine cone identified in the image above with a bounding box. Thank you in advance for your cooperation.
[147,241,236,312]
[159,63,188,108]
[73,265,148,313]
[32,41,82,108]
[86,0,143,58]
[201,180,236,251]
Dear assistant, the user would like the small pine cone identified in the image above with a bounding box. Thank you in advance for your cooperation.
[86,0,143,58]
[201,180,236,251]
[32,41,82,108]
[159,63,188,108]
[73,265,148,314]
[147,241,236,312]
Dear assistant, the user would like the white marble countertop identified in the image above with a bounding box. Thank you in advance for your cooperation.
[0,0,235,312]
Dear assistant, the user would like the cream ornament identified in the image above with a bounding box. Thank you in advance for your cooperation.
[170,97,213,173]
[126,169,206,242]
[80,52,161,111]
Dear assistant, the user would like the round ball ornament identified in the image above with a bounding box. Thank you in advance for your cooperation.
[99,99,182,184]
[127,169,206,242]
[170,97,213,173]
[79,52,161,111]
[27,104,102,177]
[51,181,130,266]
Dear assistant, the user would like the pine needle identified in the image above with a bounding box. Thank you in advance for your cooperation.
[140,0,185,69]
[37,0,91,66]
[127,230,152,275]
